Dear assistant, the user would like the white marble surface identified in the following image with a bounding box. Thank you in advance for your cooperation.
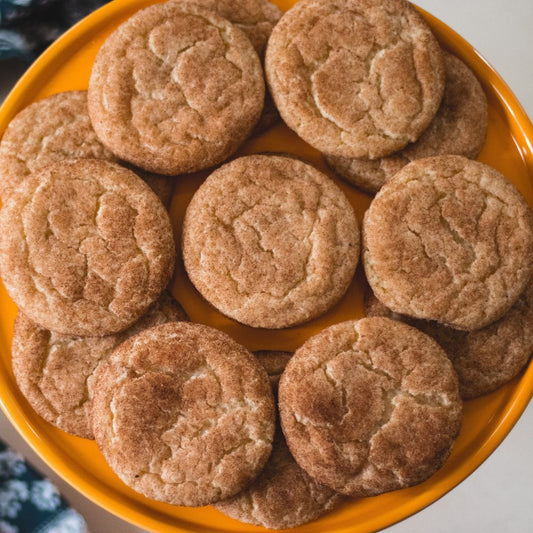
[0,1,532,532]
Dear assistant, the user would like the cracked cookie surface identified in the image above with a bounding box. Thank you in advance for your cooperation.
[88,1,265,175]
[12,292,188,439]
[0,158,176,336]
[182,155,360,329]
[326,52,488,193]
[91,322,276,507]
[278,317,462,498]
[166,0,282,135]
[265,0,444,159]
[362,155,533,330]
[365,284,533,399]
[0,91,115,199]
[214,428,344,529]
[168,0,282,56]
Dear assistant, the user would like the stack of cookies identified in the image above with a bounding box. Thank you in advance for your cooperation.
[0,0,532,531]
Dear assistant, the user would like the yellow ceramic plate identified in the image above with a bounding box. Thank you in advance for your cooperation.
[1,1,532,532]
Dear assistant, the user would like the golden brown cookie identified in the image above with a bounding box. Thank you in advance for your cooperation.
[88,1,265,175]
[182,155,360,329]
[11,292,188,439]
[326,52,488,193]
[0,91,114,199]
[362,155,533,331]
[254,350,293,391]
[365,285,533,399]
[0,158,176,336]
[278,318,462,498]
[214,429,344,529]
[91,322,276,507]
[265,0,445,159]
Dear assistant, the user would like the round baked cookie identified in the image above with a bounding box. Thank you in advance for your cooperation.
[278,318,462,498]
[363,155,533,330]
[326,52,488,193]
[88,1,265,175]
[265,0,445,159]
[0,91,115,199]
[0,158,176,336]
[214,429,344,529]
[365,284,533,399]
[254,350,293,390]
[11,292,188,439]
[91,322,276,507]
[182,155,360,329]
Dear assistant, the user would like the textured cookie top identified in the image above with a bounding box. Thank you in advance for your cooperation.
[278,318,462,498]
[0,159,176,336]
[182,155,360,328]
[169,0,282,56]
[0,91,115,199]
[91,322,275,507]
[11,292,188,439]
[214,429,344,529]
[363,156,533,330]
[365,284,533,399]
[88,1,265,175]
[326,52,488,193]
[265,0,444,159]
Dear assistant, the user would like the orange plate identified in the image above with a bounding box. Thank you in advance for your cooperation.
[0,1,532,532]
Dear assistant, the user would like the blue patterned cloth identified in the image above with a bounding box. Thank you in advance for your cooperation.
[0,0,108,60]
[0,440,88,533]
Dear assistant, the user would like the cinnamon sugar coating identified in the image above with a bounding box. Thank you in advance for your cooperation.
[88,1,265,175]
[182,155,359,328]
[0,91,114,199]
[363,156,533,330]
[0,159,176,336]
[91,322,275,507]
[365,285,533,399]
[214,429,344,529]
[265,0,445,159]
[12,292,188,439]
[278,318,462,498]
[326,52,488,193]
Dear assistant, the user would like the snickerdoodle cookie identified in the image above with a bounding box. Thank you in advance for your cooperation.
[326,52,488,193]
[265,0,445,159]
[0,91,114,199]
[88,1,265,175]
[278,318,462,498]
[0,159,176,336]
[182,155,359,329]
[365,284,533,399]
[363,155,533,330]
[91,322,275,507]
[12,292,187,439]
[214,429,344,529]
